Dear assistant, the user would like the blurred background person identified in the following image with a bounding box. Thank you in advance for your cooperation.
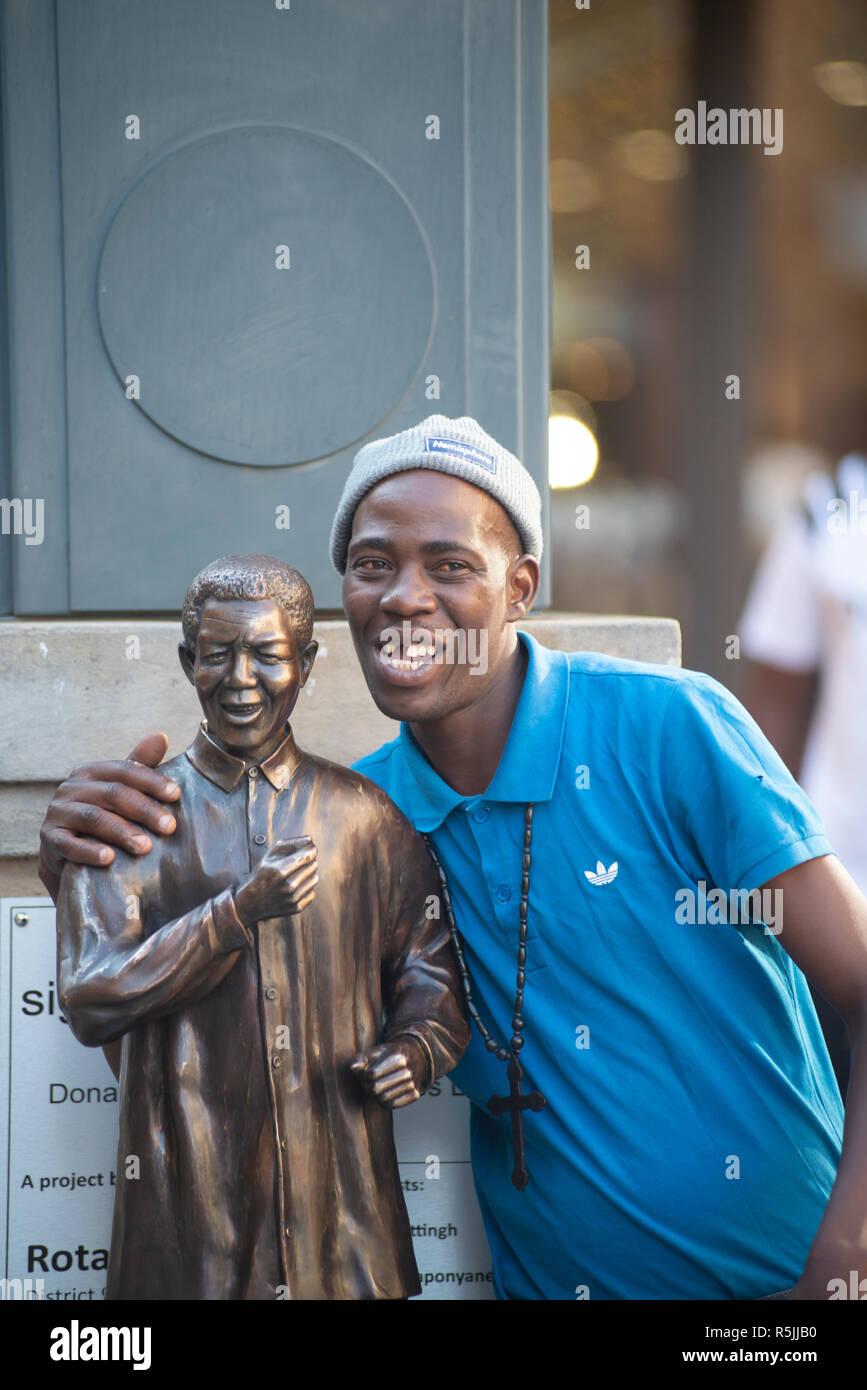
[740,396,867,1091]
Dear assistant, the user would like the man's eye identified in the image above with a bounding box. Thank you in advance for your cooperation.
[353,558,390,572]
[433,561,470,574]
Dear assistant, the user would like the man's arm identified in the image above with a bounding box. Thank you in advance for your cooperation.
[39,733,181,903]
[762,854,867,1299]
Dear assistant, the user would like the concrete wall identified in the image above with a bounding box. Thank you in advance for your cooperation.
[0,614,681,895]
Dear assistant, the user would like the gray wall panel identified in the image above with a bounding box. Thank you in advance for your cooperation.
[2,0,548,613]
[0,54,11,615]
[1,0,69,614]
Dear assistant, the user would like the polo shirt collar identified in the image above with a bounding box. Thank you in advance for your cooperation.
[398,630,570,831]
[186,722,301,793]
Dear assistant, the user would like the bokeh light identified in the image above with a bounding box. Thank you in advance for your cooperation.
[814,61,867,107]
[548,415,599,488]
[615,129,688,182]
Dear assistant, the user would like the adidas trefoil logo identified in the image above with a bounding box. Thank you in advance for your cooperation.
[584,860,618,886]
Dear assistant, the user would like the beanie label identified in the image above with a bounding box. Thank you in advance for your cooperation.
[425,435,496,474]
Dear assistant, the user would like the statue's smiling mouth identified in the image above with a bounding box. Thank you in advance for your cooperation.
[220,701,264,723]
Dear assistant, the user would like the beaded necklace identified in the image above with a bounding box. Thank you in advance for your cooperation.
[423,803,546,1190]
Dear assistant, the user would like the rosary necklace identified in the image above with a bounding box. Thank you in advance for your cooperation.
[423,802,546,1191]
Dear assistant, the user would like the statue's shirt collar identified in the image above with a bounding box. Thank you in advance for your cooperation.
[186,722,301,793]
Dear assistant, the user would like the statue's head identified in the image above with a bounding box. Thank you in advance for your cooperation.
[179,555,317,761]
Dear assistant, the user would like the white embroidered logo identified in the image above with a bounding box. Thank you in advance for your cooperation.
[584,860,618,886]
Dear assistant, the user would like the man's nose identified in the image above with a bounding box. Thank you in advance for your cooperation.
[379,563,438,618]
[226,649,258,686]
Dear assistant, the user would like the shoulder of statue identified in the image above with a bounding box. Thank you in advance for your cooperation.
[159,751,192,781]
[298,751,393,804]
[301,752,424,844]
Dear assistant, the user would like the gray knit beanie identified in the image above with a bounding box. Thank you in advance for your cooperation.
[329,414,543,574]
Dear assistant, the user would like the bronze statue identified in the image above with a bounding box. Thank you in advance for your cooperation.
[56,555,470,1300]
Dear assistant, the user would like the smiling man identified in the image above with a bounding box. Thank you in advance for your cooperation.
[54,553,469,1300]
[41,417,867,1302]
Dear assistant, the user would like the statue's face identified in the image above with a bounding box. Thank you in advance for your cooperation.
[342,469,530,726]
[186,597,314,759]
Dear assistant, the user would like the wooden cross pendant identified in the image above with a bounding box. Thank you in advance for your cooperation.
[487,1056,546,1190]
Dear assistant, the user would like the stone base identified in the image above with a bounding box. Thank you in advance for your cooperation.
[0,612,681,895]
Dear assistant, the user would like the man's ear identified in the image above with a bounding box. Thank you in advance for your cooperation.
[178,642,197,686]
[505,555,541,623]
[300,640,319,685]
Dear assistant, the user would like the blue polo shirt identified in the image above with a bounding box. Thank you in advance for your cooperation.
[353,632,844,1299]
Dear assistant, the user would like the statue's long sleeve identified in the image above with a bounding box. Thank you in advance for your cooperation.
[57,856,250,1046]
[380,817,471,1081]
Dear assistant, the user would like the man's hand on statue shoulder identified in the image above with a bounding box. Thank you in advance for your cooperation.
[350,1037,430,1109]
[38,732,181,903]
[232,838,319,925]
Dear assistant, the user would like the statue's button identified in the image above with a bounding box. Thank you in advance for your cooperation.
[253,833,267,845]
[496,884,511,902]
[248,767,258,778]
[265,986,278,1000]
[272,1055,282,1068]
[280,1140,287,1152]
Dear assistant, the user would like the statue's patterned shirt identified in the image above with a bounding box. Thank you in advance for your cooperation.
[57,725,469,1301]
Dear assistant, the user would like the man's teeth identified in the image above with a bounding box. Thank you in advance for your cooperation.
[381,642,435,671]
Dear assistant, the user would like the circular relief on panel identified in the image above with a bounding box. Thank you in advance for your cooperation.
[97,126,435,467]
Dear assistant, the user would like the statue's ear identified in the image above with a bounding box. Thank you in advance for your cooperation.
[300,639,319,685]
[178,643,196,686]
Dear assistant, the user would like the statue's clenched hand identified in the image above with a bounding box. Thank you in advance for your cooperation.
[233,838,318,924]
[350,1039,429,1109]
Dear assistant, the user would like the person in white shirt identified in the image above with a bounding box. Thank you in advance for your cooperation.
[741,451,867,1089]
